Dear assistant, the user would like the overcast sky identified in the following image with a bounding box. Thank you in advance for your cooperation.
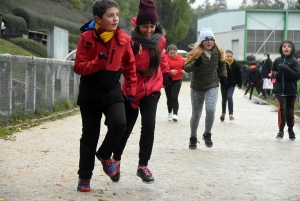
[191,0,241,9]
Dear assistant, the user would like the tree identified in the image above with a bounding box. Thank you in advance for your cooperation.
[286,0,299,9]
[213,0,227,11]
[296,0,300,8]
[176,11,198,50]
[154,0,192,44]
[270,0,285,9]
[240,0,250,8]
[250,0,273,9]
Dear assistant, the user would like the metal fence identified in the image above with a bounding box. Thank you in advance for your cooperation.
[0,54,79,124]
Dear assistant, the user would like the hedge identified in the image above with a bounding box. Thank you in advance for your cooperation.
[2,13,27,34]
[9,37,47,58]
[12,7,81,34]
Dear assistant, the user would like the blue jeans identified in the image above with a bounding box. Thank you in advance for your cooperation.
[220,85,235,114]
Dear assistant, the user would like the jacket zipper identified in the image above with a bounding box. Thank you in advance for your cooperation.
[110,47,115,64]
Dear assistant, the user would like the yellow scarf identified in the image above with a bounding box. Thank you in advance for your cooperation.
[95,23,114,43]
[226,59,234,67]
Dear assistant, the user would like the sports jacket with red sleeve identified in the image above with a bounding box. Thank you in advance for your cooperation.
[74,20,137,100]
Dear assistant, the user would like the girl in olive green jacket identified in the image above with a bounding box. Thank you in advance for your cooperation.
[184,28,227,150]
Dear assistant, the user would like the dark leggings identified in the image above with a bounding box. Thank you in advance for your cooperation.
[164,80,182,115]
[113,92,161,166]
[220,85,235,114]
[276,95,296,131]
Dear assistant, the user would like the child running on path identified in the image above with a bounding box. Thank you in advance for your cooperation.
[112,0,170,184]
[244,62,264,100]
[165,44,186,122]
[271,40,300,140]
[184,28,227,149]
[220,50,242,121]
[73,0,137,192]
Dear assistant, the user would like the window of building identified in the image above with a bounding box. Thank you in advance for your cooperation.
[247,30,285,54]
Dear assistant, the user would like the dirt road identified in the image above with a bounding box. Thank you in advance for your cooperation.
[1,81,300,201]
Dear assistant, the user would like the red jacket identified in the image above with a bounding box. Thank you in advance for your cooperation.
[74,21,137,97]
[166,54,185,81]
[122,37,170,109]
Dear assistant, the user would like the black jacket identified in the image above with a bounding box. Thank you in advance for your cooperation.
[272,40,300,96]
[248,65,261,83]
[226,59,242,87]
[261,58,272,78]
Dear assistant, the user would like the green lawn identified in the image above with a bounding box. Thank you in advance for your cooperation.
[0,38,37,56]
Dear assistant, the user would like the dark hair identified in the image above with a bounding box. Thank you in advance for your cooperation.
[225,50,233,54]
[136,46,161,77]
[250,62,256,66]
[134,23,163,77]
[92,0,119,18]
[264,53,270,58]
[167,44,178,52]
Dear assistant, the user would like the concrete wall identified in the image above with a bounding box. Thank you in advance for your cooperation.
[47,26,69,60]
[215,29,245,60]
[197,10,245,41]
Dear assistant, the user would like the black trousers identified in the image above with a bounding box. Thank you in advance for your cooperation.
[276,95,296,131]
[245,82,265,99]
[164,80,182,115]
[78,99,126,180]
[113,92,161,166]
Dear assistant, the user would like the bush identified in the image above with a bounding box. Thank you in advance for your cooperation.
[12,7,81,34]
[2,13,27,34]
[9,37,47,57]
[69,34,80,44]
[246,54,256,61]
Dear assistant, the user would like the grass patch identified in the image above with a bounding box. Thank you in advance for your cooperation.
[9,37,47,57]
[0,38,37,56]
[0,105,79,139]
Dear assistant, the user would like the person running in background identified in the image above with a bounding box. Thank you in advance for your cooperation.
[165,44,185,122]
[112,0,170,184]
[242,65,249,88]
[73,0,137,192]
[271,40,300,141]
[220,50,242,121]
[261,53,273,98]
[244,62,265,100]
[184,28,227,149]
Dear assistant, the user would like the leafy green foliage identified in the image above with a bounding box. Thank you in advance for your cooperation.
[239,0,299,9]
[70,0,84,10]
[9,37,47,58]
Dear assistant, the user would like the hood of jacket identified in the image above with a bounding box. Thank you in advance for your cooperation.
[279,40,295,58]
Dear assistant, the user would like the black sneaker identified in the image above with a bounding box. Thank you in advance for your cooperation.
[202,133,213,148]
[189,137,197,150]
[288,129,296,141]
[276,130,284,140]
[220,113,225,121]
[136,166,154,184]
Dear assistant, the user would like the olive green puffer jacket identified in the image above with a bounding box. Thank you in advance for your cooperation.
[184,47,227,91]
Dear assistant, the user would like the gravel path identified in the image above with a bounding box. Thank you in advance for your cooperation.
[1,81,300,201]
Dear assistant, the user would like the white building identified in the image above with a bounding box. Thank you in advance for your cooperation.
[197,9,300,61]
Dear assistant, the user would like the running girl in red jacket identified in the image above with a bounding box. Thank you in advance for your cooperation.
[112,0,170,184]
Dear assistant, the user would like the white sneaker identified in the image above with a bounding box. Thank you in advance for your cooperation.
[168,113,173,121]
[173,114,178,122]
